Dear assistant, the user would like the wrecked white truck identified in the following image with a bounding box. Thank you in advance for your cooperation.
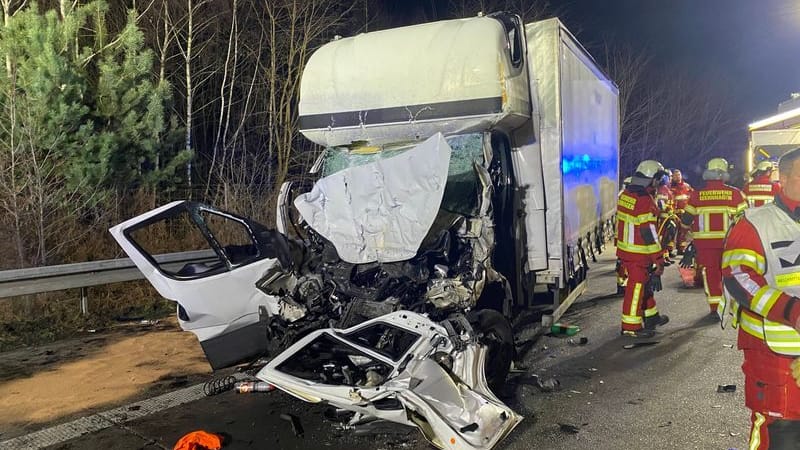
[110,14,618,450]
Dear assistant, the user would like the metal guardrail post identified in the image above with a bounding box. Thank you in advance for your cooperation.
[80,287,88,315]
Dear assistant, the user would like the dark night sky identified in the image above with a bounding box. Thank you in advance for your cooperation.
[562,0,800,123]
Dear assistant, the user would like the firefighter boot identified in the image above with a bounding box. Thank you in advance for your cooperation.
[621,329,656,338]
[645,314,670,330]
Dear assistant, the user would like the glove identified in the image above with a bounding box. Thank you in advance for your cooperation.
[680,243,696,269]
[650,274,662,292]
[792,358,800,388]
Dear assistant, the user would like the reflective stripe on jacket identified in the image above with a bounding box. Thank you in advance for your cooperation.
[616,187,662,262]
[744,175,780,208]
[683,180,747,242]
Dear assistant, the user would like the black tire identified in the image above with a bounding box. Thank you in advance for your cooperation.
[470,309,514,395]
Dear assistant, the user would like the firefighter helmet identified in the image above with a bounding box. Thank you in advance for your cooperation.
[704,157,730,181]
[707,158,729,173]
[635,160,667,179]
[753,160,773,174]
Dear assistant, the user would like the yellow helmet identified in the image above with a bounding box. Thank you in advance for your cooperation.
[635,160,666,178]
[753,160,773,174]
[706,158,729,173]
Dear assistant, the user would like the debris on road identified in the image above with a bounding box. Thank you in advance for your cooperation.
[717,384,737,393]
[203,376,237,396]
[280,413,305,437]
[658,421,672,428]
[539,377,561,392]
[234,381,275,394]
[510,373,562,392]
[550,323,580,336]
[173,430,224,450]
[623,341,659,350]
[558,423,580,434]
[568,337,589,346]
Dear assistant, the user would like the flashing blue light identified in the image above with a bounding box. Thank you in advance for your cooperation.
[562,153,594,174]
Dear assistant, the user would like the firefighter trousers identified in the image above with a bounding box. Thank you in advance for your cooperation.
[748,413,800,450]
[696,247,723,312]
[742,343,800,449]
[620,262,658,331]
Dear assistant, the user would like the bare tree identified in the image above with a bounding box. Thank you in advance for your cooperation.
[169,0,216,195]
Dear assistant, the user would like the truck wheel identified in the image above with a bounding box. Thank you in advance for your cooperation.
[471,309,514,395]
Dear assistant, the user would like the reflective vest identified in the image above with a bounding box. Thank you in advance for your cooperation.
[616,188,661,259]
[684,181,747,241]
[744,175,779,208]
[737,204,800,356]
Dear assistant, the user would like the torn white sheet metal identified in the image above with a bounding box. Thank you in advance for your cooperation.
[257,311,521,450]
[108,201,282,342]
[294,133,451,264]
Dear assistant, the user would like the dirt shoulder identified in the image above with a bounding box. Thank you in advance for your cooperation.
[0,317,211,440]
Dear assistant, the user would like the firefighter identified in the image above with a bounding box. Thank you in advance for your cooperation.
[679,158,747,314]
[744,161,781,208]
[670,169,693,253]
[721,147,800,449]
[616,177,633,295]
[616,161,670,338]
[655,170,677,265]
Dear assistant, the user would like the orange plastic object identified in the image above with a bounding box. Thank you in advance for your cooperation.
[679,267,697,287]
[173,430,223,450]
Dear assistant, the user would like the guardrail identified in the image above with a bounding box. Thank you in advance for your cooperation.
[0,250,217,314]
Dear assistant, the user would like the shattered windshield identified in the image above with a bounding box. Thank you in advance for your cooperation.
[321,133,485,216]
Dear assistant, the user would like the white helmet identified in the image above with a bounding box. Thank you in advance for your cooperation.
[635,160,667,179]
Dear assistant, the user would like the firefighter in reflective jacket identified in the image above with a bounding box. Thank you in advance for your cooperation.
[680,158,747,313]
[722,148,800,449]
[616,161,670,338]
[616,177,633,294]
[671,169,693,253]
[744,161,781,208]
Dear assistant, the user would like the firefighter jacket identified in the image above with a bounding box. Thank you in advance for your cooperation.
[721,194,800,356]
[743,174,780,208]
[682,180,747,248]
[655,184,674,219]
[616,185,662,264]
[670,180,692,212]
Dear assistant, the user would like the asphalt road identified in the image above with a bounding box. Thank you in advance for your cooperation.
[40,248,751,450]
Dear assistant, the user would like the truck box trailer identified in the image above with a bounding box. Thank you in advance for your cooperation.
[111,13,619,450]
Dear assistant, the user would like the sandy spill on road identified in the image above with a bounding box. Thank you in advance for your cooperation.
[0,318,211,438]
